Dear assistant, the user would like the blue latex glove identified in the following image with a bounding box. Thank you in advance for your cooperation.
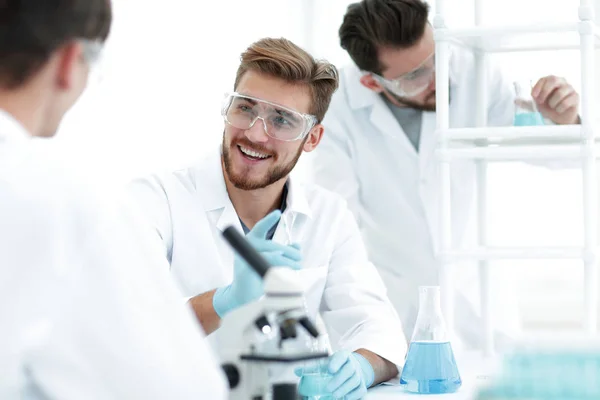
[213,210,302,317]
[295,350,375,400]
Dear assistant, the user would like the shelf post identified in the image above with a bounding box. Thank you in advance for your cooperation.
[434,0,455,339]
[579,0,598,334]
[473,0,494,358]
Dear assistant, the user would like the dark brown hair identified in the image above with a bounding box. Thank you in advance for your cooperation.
[0,0,112,88]
[339,0,430,74]
[234,37,339,123]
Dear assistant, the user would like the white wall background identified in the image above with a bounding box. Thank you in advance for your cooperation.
[51,0,600,332]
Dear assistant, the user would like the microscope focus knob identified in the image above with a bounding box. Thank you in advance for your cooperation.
[272,383,299,400]
[221,363,240,389]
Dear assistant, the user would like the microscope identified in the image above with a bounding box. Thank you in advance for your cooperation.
[219,226,329,400]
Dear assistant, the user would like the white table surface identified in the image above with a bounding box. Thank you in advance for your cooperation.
[366,379,480,399]
[366,351,500,400]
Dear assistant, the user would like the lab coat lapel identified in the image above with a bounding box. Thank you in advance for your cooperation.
[369,97,416,157]
[213,204,243,274]
[193,148,243,272]
[271,175,312,245]
[195,147,242,234]
[215,203,242,235]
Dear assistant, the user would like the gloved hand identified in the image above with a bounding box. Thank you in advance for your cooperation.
[213,210,302,317]
[295,350,375,400]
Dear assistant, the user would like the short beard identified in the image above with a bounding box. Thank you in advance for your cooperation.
[384,89,437,112]
[222,135,306,191]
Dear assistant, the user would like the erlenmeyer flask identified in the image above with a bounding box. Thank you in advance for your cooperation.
[400,286,462,394]
[297,333,334,400]
[513,80,544,126]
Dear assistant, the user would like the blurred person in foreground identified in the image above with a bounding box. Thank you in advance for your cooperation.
[0,1,227,398]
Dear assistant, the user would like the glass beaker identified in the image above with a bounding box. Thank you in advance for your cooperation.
[400,286,462,394]
[513,80,544,126]
[297,334,336,400]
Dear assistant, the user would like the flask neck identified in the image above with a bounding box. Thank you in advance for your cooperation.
[411,286,448,342]
[418,287,443,315]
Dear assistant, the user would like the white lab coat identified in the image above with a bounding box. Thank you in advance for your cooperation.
[126,148,407,367]
[310,45,522,351]
[0,110,227,400]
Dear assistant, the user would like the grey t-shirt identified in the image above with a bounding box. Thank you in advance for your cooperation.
[381,95,423,152]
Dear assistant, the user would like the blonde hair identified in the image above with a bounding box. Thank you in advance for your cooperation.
[234,38,339,123]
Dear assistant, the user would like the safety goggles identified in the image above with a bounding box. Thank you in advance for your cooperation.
[221,92,318,142]
[80,39,103,64]
[371,53,435,98]
[80,39,104,84]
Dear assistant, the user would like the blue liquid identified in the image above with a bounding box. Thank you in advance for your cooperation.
[400,341,462,394]
[514,112,544,126]
[298,373,334,400]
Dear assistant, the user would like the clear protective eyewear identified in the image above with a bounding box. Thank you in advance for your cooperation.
[372,52,435,98]
[80,39,103,64]
[221,92,318,142]
[80,39,104,84]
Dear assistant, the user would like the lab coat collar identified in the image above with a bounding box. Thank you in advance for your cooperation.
[285,173,312,219]
[0,109,30,143]
[344,63,379,111]
[342,64,416,152]
[195,148,230,213]
[197,147,313,230]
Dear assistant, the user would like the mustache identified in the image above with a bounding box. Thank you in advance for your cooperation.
[232,138,275,157]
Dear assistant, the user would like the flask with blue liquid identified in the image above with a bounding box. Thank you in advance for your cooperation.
[513,81,545,126]
[400,286,462,394]
[297,333,334,400]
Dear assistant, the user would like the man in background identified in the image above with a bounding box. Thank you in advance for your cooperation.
[312,0,580,350]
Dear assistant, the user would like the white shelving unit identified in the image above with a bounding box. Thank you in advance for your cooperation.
[434,0,599,356]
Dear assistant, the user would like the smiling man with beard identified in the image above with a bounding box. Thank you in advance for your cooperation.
[125,37,407,399]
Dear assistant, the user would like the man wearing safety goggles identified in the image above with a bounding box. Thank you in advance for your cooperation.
[311,0,581,353]
[126,37,407,399]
